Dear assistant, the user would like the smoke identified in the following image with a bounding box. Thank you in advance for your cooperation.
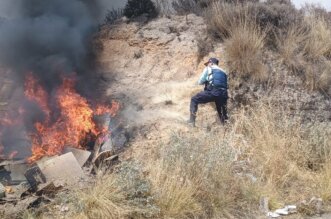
[0,0,125,159]
[0,0,121,89]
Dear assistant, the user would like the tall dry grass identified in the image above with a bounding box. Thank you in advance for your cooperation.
[303,14,331,60]
[206,2,267,81]
[276,10,331,93]
[34,101,330,218]
[206,2,247,39]
[224,20,267,81]
[140,102,330,216]
[143,131,249,218]
[276,24,307,73]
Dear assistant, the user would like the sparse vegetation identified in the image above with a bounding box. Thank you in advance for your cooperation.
[23,1,331,218]
[37,102,330,218]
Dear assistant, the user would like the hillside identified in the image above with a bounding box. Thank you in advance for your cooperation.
[0,0,331,219]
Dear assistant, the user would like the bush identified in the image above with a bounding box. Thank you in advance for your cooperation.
[276,9,331,93]
[256,2,301,29]
[123,0,158,20]
[304,59,331,93]
[276,23,307,73]
[303,14,331,60]
[205,2,247,40]
[224,20,267,81]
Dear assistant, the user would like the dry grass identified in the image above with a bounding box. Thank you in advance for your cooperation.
[276,24,307,73]
[142,130,256,218]
[206,2,267,81]
[224,20,267,81]
[139,102,330,217]
[303,14,331,60]
[31,101,330,218]
[71,175,133,219]
[206,2,246,39]
[275,10,331,93]
[317,60,331,94]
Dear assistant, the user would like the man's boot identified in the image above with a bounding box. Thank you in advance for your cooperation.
[187,113,196,127]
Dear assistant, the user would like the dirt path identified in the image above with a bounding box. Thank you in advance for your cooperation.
[97,15,228,156]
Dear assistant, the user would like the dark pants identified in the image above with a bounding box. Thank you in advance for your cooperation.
[190,88,228,123]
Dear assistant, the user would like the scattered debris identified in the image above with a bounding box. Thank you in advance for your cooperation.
[36,181,64,197]
[63,147,91,167]
[37,152,84,185]
[4,162,28,184]
[267,205,297,218]
[24,166,46,191]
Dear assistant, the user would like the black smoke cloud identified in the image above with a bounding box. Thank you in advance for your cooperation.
[0,0,124,91]
[0,0,126,159]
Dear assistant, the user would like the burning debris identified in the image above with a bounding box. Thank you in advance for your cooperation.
[0,74,124,199]
[0,0,127,213]
[0,103,126,210]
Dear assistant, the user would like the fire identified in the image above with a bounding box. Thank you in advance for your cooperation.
[25,73,51,119]
[23,74,119,163]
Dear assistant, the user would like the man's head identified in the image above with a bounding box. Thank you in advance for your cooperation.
[204,57,219,66]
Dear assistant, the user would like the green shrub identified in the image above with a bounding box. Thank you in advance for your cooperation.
[124,0,158,20]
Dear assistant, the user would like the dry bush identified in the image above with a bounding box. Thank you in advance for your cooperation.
[251,1,302,48]
[235,103,331,205]
[276,24,307,73]
[275,9,331,93]
[141,129,258,218]
[205,2,247,39]
[34,102,330,218]
[304,59,331,92]
[318,60,331,94]
[205,2,267,81]
[68,162,158,219]
[253,0,300,30]
[303,14,331,60]
[224,20,267,81]
[141,102,330,217]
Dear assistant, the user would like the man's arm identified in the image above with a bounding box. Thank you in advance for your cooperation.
[198,67,209,85]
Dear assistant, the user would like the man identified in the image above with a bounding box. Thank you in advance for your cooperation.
[188,57,228,127]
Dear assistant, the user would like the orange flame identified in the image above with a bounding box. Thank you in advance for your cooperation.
[24,73,51,119]
[25,75,119,163]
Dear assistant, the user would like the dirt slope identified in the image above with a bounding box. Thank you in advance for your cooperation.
[97,14,330,159]
[97,14,231,156]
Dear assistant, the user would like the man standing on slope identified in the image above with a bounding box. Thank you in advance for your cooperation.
[188,58,228,127]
